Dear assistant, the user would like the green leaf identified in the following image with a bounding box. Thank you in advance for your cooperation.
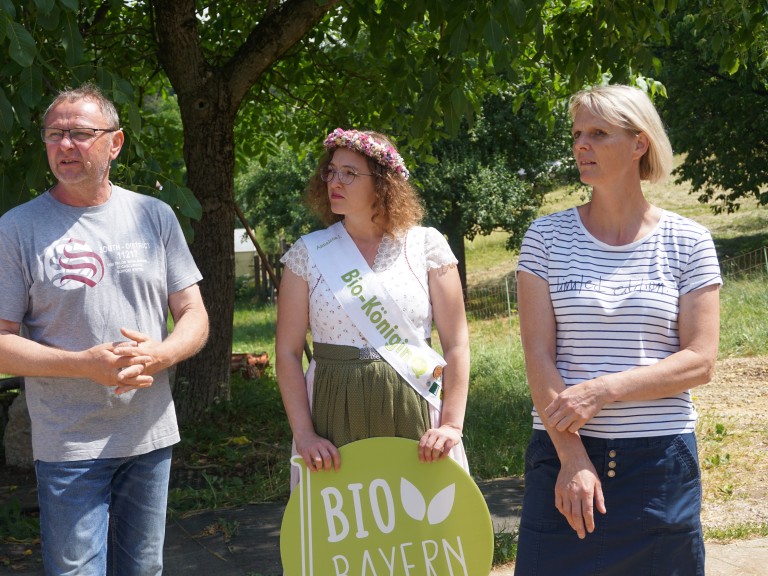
[112,75,135,104]
[20,65,44,107]
[492,46,510,75]
[653,0,665,14]
[7,21,36,67]
[483,17,505,52]
[58,0,79,11]
[61,11,82,65]
[448,20,470,56]
[37,4,62,31]
[34,0,56,15]
[719,49,740,75]
[24,144,49,190]
[650,56,662,76]
[0,87,13,133]
[10,92,30,129]
[0,173,27,214]
[443,88,465,135]
[450,87,466,116]
[0,0,16,19]
[164,181,202,220]
[510,0,527,27]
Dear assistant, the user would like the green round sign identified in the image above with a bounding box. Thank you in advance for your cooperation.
[280,437,493,575]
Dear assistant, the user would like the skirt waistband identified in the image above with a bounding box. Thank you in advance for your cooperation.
[531,428,695,449]
[312,342,383,361]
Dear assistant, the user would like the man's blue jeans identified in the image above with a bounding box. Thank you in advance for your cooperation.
[35,446,173,576]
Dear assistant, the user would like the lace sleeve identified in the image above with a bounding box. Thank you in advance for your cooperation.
[424,227,458,271]
[279,238,312,282]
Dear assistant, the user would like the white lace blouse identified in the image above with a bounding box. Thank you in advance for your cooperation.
[280,226,458,346]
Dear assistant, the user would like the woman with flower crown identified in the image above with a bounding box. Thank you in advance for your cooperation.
[276,129,469,484]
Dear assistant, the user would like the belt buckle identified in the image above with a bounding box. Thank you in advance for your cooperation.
[359,345,381,360]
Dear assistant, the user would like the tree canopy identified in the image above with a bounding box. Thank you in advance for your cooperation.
[416,92,573,289]
[656,0,768,212]
[1,0,765,421]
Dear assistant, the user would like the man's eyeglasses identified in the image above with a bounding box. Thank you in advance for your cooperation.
[40,127,119,144]
[320,166,374,185]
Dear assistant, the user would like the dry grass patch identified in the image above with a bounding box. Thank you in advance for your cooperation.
[696,356,768,538]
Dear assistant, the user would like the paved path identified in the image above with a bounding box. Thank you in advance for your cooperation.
[2,476,767,575]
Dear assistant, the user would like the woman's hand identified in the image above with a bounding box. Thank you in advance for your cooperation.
[418,424,462,463]
[544,378,609,433]
[295,433,341,472]
[555,453,607,539]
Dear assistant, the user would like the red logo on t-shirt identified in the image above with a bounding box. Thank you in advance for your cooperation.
[44,237,105,289]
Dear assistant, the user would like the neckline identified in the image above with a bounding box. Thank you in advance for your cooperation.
[572,206,666,250]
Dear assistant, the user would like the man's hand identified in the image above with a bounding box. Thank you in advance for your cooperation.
[112,327,168,376]
[82,340,153,394]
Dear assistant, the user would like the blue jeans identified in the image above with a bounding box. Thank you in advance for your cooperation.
[35,446,172,576]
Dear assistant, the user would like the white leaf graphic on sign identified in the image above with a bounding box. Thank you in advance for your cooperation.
[400,478,426,521]
[427,483,456,525]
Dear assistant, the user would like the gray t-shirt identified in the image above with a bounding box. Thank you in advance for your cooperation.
[0,185,202,461]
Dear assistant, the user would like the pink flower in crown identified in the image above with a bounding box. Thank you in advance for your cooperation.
[323,128,410,180]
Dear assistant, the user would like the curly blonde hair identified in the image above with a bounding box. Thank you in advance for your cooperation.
[306,130,424,235]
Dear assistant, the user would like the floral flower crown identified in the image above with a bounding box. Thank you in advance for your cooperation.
[323,128,410,180]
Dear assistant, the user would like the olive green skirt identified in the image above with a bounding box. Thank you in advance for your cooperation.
[311,342,431,448]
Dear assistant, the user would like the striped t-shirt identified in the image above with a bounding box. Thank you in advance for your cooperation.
[517,207,722,438]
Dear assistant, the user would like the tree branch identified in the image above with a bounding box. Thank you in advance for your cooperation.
[150,0,210,96]
[223,0,341,108]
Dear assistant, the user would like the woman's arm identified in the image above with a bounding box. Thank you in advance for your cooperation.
[518,270,606,539]
[422,264,470,462]
[275,268,340,472]
[544,283,721,433]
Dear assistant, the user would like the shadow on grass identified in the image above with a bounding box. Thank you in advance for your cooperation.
[715,232,768,261]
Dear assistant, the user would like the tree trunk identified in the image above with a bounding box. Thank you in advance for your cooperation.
[172,84,237,425]
[150,0,339,424]
[444,225,468,297]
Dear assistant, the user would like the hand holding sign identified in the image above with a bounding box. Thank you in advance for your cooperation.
[280,437,493,576]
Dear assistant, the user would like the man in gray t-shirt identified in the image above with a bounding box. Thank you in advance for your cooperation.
[0,83,209,575]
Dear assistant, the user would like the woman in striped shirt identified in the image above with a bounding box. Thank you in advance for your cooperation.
[514,85,721,576]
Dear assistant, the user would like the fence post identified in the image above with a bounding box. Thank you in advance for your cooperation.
[764,247,767,275]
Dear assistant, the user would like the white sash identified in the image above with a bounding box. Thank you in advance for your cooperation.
[304,222,445,412]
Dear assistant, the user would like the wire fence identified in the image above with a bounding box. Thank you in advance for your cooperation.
[719,245,768,278]
[245,245,766,319]
[465,274,518,321]
[462,245,768,321]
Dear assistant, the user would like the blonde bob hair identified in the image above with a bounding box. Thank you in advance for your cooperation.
[306,130,424,235]
[569,84,673,183]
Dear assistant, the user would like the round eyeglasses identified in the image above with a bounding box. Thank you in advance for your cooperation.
[320,166,375,185]
[40,127,119,144]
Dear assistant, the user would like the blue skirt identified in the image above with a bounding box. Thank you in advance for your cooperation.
[514,430,705,576]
